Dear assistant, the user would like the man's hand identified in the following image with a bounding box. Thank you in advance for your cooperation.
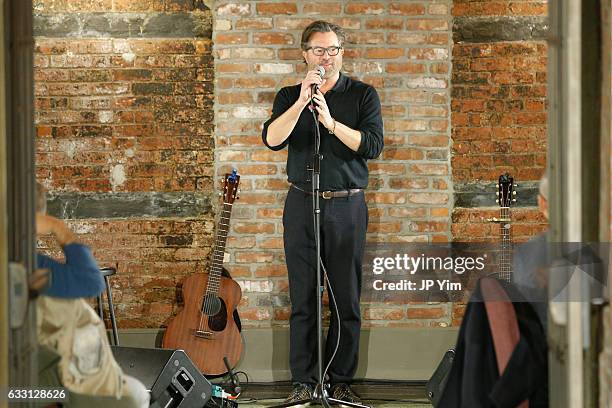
[298,69,325,105]
[311,89,334,130]
[36,213,77,247]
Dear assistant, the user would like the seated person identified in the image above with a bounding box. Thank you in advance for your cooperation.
[35,182,149,408]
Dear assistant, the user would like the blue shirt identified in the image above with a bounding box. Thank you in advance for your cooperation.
[37,243,104,298]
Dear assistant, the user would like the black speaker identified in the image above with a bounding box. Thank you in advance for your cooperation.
[112,346,212,408]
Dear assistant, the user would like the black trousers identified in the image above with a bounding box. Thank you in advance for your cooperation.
[282,186,368,385]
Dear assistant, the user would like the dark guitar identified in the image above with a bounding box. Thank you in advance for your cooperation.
[491,173,516,282]
[163,170,243,376]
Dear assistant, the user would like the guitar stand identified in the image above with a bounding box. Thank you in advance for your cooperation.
[271,97,370,408]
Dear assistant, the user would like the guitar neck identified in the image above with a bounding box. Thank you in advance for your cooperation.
[206,202,233,295]
[499,206,512,282]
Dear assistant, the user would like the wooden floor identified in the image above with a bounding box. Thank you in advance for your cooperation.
[233,381,433,407]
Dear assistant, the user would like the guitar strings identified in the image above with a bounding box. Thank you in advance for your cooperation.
[499,205,512,282]
[198,203,232,333]
[200,204,226,332]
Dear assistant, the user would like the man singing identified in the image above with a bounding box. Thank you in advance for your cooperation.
[262,20,383,405]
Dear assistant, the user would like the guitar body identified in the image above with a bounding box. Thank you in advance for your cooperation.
[162,272,243,376]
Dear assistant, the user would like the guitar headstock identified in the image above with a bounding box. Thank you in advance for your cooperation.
[222,169,240,204]
[496,173,516,207]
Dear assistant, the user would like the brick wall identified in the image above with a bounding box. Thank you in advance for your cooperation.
[34,0,216,327]
[451,0,548,245]
[213,1,454,328]
[34,0,552,330]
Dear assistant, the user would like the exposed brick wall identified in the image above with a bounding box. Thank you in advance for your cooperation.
[34,0,216,328]
[449,1,549,325]
[34,0,554,330]
[213,1,454,328]
[451,1,548,245]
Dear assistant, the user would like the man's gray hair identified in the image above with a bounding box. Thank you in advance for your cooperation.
[35,182,47,213]
[538,172,548,201]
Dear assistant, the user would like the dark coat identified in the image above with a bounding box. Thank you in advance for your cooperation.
[438,280,548,408]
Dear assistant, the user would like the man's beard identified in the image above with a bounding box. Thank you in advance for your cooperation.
[310,62,339,78]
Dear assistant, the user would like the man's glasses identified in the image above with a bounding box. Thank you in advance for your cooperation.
[306,46,342,56]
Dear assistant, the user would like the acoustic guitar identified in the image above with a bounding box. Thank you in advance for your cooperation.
[163,170,243,375]
[491,172,516,281]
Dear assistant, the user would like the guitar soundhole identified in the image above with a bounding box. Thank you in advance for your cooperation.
[202,294,222,316]
[208,299,228,332]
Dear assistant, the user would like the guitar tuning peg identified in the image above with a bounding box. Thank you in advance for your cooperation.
[496,192,499,196]
[218,192,222,197]
[514,183,518,187]
[495,199,499,204]
[512,198,517,202]
[496,184,499,188]
[513,191,517,195]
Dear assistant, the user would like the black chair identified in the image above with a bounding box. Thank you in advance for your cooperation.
[97,266,119,346]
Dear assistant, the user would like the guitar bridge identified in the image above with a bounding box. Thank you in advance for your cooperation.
[195,330,213,339]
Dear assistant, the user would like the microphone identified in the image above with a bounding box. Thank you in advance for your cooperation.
[310,66,325,110]
[311,65,325,94]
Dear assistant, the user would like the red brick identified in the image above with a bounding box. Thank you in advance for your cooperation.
[508,2,548,16]
[367,222,402,233]
[113,0,163,11]
[368,163,406,175]
[365,192,407,204]
[365,48,404,59]
[388,178,428,189]
[234,78,276,88]
[216,33,249,45]
[234,223,276,234]
[253,33,294,45]
[345,2,385,14]
[407,193,449,205]
[383,148,424,160]
[250,150,288,162]
[235,252,275,263]
[386,63,426,74]
[406,19,448,31]
[387,33,428,45]
[389,3,426,15]
[235,18,273,30]
[303,3,342,14]
[365,18,404,30]
[256,2,297,15]
[251,176,287,190]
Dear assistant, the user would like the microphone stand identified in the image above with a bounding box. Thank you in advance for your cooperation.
[273,85,370,408]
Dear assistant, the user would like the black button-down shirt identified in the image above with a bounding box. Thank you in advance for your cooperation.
[262,73,384,190]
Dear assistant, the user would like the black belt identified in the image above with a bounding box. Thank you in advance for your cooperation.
[291,184,363,199]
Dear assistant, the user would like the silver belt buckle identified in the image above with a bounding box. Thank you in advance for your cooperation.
[322,191,333,199]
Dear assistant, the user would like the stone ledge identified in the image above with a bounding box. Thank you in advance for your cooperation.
[454,180,539,207]
[454,16,548,43]
[47,191,213,219]
[34,12,212,38]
